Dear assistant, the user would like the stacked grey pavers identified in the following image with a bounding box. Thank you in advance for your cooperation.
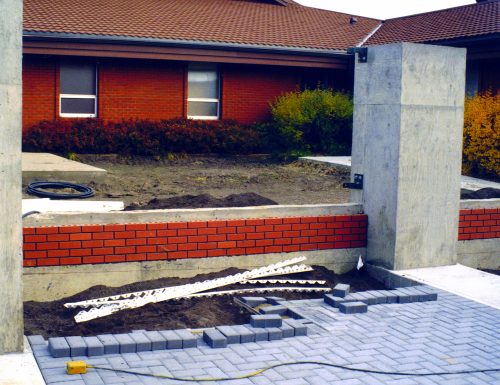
[28,285,500,385]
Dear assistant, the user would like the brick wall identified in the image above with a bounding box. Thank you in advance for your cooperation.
[23,214,368,267]
[458,208,500,241]
[22,55,350,128]
[22,56,57,129]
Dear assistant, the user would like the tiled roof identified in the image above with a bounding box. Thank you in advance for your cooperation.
[366,1,500,46]
[23,0,381,51]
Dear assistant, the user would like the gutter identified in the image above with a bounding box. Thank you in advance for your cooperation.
[23,31,351,58]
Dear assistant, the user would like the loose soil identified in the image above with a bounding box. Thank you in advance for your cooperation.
[23,154,351,208]
[24,266,384,338]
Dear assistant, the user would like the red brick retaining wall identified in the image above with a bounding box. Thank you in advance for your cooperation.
[23,214,368,267]
[458,208,500,241]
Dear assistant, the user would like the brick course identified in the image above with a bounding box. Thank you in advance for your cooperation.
[458,208,500,241]
[23,214,368,267]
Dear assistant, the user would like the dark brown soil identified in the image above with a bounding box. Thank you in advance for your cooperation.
[125,192,278,210]
[24,266,384,338]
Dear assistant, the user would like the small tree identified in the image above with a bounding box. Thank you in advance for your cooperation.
[463,91,499,181]
[270,88,353,154]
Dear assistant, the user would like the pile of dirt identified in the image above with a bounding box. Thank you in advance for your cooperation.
[125,192,278,210]
[24,266,384,338]
[460,187,500,200]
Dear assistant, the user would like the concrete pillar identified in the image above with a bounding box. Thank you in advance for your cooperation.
[351,43,466,270]
[0,0,24,353]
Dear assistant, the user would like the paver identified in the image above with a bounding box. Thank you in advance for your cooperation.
[250,314,282,328]
[203,329,228,349]
[96,334,120,355]
[232,325,256,343]
[339,301,368,314]
[267,327,283,341]
[129,331,152,352]
[83,336,105,356]
[283,319,308,336]
[114,333,136,353]
[332,284,350,298]
[48,337,70,358]
[142,331,167,351]
[174,329,198,348]
[280,322,295,338]
[159,330,183,349]
[241,297,267,307]
[260,305,288,316]
[246,326,268,342]
[324,294,350,308]
[66,336,88,357]
[27,335,46,346]
[216,325,240,344]
[266,297,286,305]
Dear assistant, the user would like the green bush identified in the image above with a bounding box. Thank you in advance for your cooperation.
[269,88,353,154]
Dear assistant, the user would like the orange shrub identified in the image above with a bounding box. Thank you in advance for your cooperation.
[462,91,499,180]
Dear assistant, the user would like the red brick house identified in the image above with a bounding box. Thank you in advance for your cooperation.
[22,0,499,130]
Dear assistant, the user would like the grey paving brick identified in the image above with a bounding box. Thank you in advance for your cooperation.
[411,286,439,301]
[339,301,368,314]
[377,290,399,304]
[250,314,282,328]
[128,331,151,352]
[246,326,268,342]
[27,335,46,346]
[241,297,267,307]
[286,309,307,319]
[216,325,240,344]
[48,337,70,358]
[280,322,294,338]
[232,325,256,343]
[266,296,285,305]
[332,283,350,298]
[392,289,413,303]
[363,290,388,304]
[283,319,308,336]
[65,336,88,357]
[266,328,283,341]
[396,287,423,302]
[143,331,167,351]
[159,330,182,350]
[83,336,105,357]
[259,305,288,316]
[97,334,120,355]
[324,294,350,308]
[114,334,136,354]
[174,329,198,348]
[203,329,228,349]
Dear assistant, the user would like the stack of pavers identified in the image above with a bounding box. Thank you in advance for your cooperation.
[203,296,308,348]
[44,329,198,358]
[324,284,438,314]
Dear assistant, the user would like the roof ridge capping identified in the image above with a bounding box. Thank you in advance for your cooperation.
[239,0,290,5]
[383,0,498,21]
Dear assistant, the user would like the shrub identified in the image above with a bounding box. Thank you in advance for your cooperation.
[463,91,499,180]
[269,88,353,154]
[22,118,262,155]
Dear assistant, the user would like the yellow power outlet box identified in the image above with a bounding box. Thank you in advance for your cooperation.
[66,361,88,375]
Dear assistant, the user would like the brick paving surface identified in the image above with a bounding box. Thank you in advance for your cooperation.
[30,288,500,384]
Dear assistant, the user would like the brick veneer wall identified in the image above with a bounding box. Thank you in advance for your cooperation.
[458,208,500,241]
[22,55,346,128]
[23,214,368,267]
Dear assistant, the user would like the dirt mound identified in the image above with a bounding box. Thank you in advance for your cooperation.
[24,266,384,338]
[125,192,278,210]
[460,187,500,200]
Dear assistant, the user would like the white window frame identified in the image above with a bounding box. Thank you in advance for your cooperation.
[187,65,220,120]
[59,94,97,118]
[59,63,98,118]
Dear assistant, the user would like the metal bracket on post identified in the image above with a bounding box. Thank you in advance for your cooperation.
[347,47,368,63]
[343,174,364,190]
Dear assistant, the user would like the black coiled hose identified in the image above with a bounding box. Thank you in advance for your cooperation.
[26,181,95,199]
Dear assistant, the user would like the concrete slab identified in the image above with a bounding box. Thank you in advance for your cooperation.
[22,152,106,184]
[300,156,500,191]
[395,264,500,309]
[0,337,45,385]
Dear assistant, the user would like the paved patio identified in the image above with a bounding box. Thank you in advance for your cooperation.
[29,287,500,385]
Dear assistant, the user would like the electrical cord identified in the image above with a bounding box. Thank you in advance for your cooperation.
[26,181,95,199]
[86,360,500,382]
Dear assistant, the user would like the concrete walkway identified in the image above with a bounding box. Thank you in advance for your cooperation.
[395,264,500,310]
[0,338,45,385]
[22,153,106,184]
[300,156,500,191]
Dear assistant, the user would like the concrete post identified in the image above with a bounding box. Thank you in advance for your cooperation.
[351,43,466,270]
[0,0,24,353]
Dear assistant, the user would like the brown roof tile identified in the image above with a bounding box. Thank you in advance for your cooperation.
[366,1,499,46]
[23,0,381,51]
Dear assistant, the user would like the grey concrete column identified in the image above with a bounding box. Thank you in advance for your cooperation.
[0,0,24,353]
[351,43,466,270]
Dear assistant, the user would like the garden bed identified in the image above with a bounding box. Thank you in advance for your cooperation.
[22,154,350,208]
[24,266,384,338]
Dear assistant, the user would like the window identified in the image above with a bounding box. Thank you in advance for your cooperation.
[60,62,97,117]
[187,64,220,120]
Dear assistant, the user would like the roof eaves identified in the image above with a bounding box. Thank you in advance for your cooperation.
[23,30,351,57]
